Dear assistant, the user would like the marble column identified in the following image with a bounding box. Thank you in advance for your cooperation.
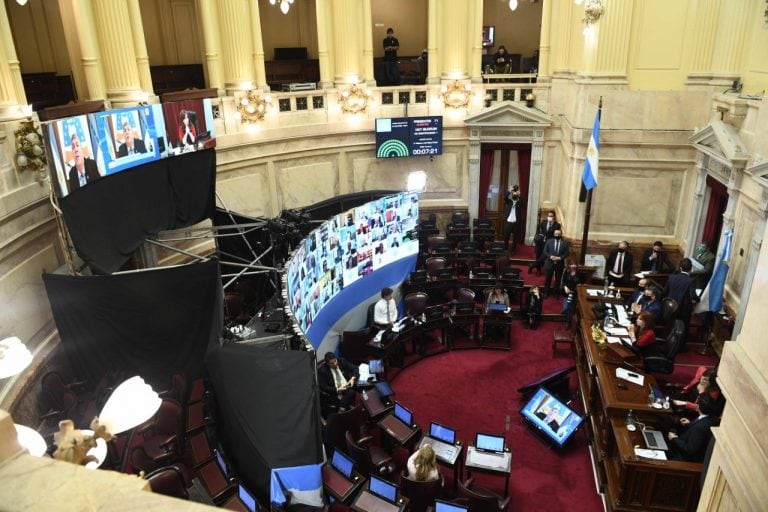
[91,0,144,105]
[579,0,634,84]
[684,0,721,85]
[468,0,483,84]
[126,0,154,101]
[315,0,333,88]
[426,0,439,85]
[361,0,375,86]
[331,0,363,85]
[721,167,744,231]
[684,154,709,252]
[709,0,749,86]
[733,190,768,337]
[57,0,106,101]
[550,0,574,77]
[526,135,545,244]
[0,2,26,115]
[468,129,481,219]
[249,0,268,90]
[218,0,255,94]
[197,0,225,95]
[439,0,469,80]
[537,0,553,81]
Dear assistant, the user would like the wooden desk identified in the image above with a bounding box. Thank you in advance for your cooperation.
[322,464,365,504]
[377,413,421,449]
[361,387,393,420]
[418,436,463,491]
[480,310,513,350]
[463,446,512,497]
[575,285,701,511]
[351,490,408,512]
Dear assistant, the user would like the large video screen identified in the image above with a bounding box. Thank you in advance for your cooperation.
[44,99,217,198]
[520,387,583,447]
[286,192,419,332]
[375,116,442,158]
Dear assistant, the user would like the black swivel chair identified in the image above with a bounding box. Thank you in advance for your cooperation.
[644,319,686,374]
[399,472,444,512]
[457,477,510,512]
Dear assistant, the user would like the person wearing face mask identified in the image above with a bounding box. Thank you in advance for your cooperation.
[631,285,662,324]
[493,45,511,74]
[542,229,568,297]
[640,241,674,272]
[605,241,633,287]
[664,258,698,351]
[690,240,716,289]
[529,211,560,275]
[627,278,649,307]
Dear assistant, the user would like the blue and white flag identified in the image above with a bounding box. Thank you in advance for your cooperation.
[694,228,733,313]
[270,463,324,507]
[581,108,601,191]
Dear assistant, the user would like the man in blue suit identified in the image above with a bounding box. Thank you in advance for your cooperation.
[542,229,568,297]
[668,393,720,462]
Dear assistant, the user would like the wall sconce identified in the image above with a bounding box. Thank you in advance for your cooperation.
[508,0,518,11]
[582,0,603,26]
[441,81,472,109]
[14,112,48,183]
[51,376,161,466]
[339,84,374,114]
[269,0,294,15]
[525,92,537,108]
[0,337,33,379]
[237,90,272,124]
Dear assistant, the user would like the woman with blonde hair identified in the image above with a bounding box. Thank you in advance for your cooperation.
[407,444,440,481]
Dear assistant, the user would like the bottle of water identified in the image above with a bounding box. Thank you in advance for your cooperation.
[362,389,368,400]
[647,390,655,407]
[663,396,670,409]
[625,409,635,430]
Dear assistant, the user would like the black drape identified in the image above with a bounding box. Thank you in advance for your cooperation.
[206,345,323,501]
[59,149,216,274]
[43,259,223,389]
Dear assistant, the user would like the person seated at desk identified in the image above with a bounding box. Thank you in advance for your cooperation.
[318,353,359,412]
[672,368,723,418]
[627,311,656,352]
[374,287,398,331]
[535,403,562,432]
[407,444,440,482]
[627,278,650,308]
[561,264,580,329]
[640,240,675,273]
[486,283,510,339]
[667,393,720,463]
[493,45,511,74]
[630,285,662,324]
[522,286,543,330]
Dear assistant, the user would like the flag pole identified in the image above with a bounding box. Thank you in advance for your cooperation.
[579,97,602,265]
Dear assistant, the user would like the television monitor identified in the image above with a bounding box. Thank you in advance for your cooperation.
[475,432,505,453]
[393,401,413,426]
[239,484,257,512]
[436,499,468,512]
[45,114,104,198]
[88,105,165,175]
[375,381,394,397]
[330,449,355,478]
[369,475,397,503]
[482,26,495,48]
[520,386,584,447]
[429,422,456,445]
[161,98,217,153]
[375,117,443,158]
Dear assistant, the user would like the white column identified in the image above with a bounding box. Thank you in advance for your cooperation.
[361,0,375,86]
[218,0,255,94]
[0,2,26,111]
[197,0,225,95]
[315,0,333,88]
[733,191,768,337]
[427,0,439,85]
[468,129,481,219]
[537,0,553,81]
[685,155,710,252]
[527,135,545,245]
[126,0,155,100]
[249,0,268,90]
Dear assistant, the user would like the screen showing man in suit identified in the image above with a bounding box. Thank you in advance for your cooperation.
[116,120,147,157]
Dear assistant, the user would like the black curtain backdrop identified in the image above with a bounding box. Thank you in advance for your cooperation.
[59,149,216,274]
[207,345,323,501]
[43,259,223,389]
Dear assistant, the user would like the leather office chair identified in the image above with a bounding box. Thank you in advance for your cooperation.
[133,398,184,471]
[185,399,212,435]
[495,255,509,277]
[451,211,470,226]
[366,302,378,330]
[39,372,98,426]
[426,257,448,277]
[428,235,449,253]
[159,373,186,403]
[456,288,476,304]
[473,218,493,229]
[340,330,372,364]
[186,430,216,468]
[657,297,679,336]
[457,477,510,512]
[399,472,444,512]
[458,241,478,253]
[323,405,367,454]
[145,464,190,500]
[197,456,238,504]
[345,430,396,478]
[487,241,507,254]
[644,319,685,374]
[405,292,429,317]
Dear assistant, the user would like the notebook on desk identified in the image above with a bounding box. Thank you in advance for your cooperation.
[642,428,669,451]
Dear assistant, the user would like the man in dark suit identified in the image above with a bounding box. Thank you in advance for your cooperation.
[535,403,562,432]
[542,228,568,297]
[529,211,561,275]
[691,240,716,289]
[317,352,359,412]
[664,258,698,347]
[502,185,525,253]
[66,132,101,193]
[667,393,720,462]
[116,121,147,157]
[605,241,634,287]
[640,241,675,272]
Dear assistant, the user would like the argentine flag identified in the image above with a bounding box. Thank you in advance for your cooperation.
[582,108,600,191]
[694,228,733,314]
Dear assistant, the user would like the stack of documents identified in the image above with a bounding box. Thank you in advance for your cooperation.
[616,367,645,386]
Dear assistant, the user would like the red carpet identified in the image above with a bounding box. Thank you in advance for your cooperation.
[390,325,604,511]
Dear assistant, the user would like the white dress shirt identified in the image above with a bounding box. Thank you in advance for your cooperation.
[374,297,397,325]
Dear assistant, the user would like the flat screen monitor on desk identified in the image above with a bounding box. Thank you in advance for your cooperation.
[238,484,257,512]
[435,499,468,512]
[520,387,584,447]
[330,449,355,479]
[375,381,395,398]
[475,432,505,453]
[369,475,398,503]
[487,303,508,313]
[394,401,414,426]
[429,422,456,445]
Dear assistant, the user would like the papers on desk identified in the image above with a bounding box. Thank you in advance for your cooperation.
[616,367,645,386]
[634,271,650,279]
[359,363,372,382]
[606,336,623,344]
[634,448,667,461]
[466,448,510,471]
[586,289,604,297]
[690,258,704,271]
[615,307,630,326]
[373,330,384,343]
[606,327,629,336]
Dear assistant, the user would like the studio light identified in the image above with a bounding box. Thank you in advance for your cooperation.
[14,424,47,457]
[0,337,33,379]
[407,171,428,193]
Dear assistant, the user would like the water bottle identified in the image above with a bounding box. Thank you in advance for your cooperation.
[663,396,670,410]
[647,390,655,407]
[625,409,636,431]
[603,281,609,296]
[362,389,368,400]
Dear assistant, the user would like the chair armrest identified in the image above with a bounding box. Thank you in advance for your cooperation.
[39,409,63,421]
[463,477,475,487]
[357,435,374,446]
[159,435,178,451]
[498,496,511,511]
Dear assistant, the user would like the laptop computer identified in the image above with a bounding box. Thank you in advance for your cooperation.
[475,432,505,453]
[330,449,355,479]
[642,428,669,451]
[238,484,257,512]
[429,422,456,445]
[379,401,418,444]
[454,302,475,315]
[375,381,395,398]
[394,401,414,426]
[487,303,508,313]
[369,475,398,503]
[435,499,468,512]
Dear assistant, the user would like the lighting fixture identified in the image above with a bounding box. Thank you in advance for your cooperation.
[0,337,33,379]
[339,84,374,114]
[16,0,28,5]
[14,424,47,457]
[237,90,273,123]
[13,113,48,184]
[269,0,294,15]
[441,81,472,109]
[52,376,161,466]
[582,0,603,26]
[509,0,518,11]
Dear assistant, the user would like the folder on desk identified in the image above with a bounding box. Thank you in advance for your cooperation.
[616,367,644,386]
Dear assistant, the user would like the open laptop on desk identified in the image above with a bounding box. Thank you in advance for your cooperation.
[418,421,460,464]
[475,432,506,454]
[642,427,669,451]
[352,475,404,512]
[435,500,468,512]
[486,303,509,313]
[323,450,363,502]
[378,401,418,444]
